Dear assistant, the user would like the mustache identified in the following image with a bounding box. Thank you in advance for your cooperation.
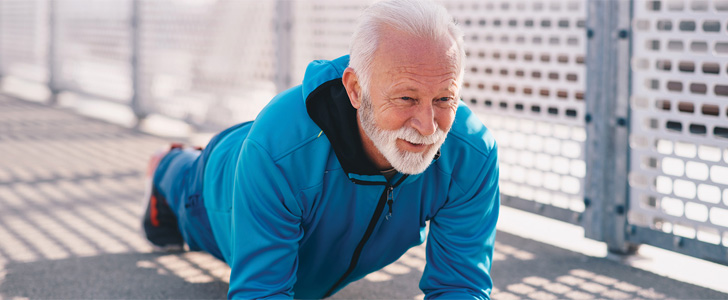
[394,126,448,145]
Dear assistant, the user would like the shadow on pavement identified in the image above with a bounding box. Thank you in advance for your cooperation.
[1,252,228,299]
[1,96,726,299]
[3,231,726,299]
[335,231,728,299]
[488,232,728,299]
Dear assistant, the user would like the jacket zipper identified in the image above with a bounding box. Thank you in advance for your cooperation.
[324,175,407,297]
[385,186,394,220]
[323,184,391,297]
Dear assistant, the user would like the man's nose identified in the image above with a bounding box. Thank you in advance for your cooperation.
[410,102,437,136]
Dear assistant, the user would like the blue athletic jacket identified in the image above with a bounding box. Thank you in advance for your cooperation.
[201,55,500,299]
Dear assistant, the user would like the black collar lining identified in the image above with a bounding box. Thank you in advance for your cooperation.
[306,79,381,176]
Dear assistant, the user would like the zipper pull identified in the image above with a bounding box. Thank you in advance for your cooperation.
[386,186,394,220]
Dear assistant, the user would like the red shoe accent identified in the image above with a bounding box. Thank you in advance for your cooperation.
[150,194,160,227]
[146,142,188,229]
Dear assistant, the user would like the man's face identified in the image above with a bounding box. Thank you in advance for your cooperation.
[356,29,460,174]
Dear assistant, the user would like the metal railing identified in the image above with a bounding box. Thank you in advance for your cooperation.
[0,0,726,265]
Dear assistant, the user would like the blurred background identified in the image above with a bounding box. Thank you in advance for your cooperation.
[0,0,727,298]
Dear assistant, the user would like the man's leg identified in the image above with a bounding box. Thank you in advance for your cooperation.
[142,144,224,260]
[142,121,251,258]
[142,143,188,250]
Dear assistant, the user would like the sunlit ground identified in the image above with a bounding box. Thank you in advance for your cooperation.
[0,86,726,299]
[496,206,728,295]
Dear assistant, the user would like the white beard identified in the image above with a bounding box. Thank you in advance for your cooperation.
[358,95,449,175]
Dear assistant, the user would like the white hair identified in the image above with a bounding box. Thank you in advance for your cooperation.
[349,0,465,96]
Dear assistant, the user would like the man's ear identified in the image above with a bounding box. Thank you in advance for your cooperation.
[342,67,362,109]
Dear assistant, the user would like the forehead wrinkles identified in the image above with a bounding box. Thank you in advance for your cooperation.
[386,64,458,88]
[370,29,461,92]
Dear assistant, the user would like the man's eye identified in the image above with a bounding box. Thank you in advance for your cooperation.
[437,97,453,102]
[400,97,415,101]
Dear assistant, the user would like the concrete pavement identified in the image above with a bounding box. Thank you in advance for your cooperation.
[0,95,726,299]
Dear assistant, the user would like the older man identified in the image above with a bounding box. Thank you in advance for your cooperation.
[142,0,499,298]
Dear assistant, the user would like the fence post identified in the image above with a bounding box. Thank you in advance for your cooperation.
[47,0,59,104]
[130,0,146,125]
[274,0,292,93]
[583,0,636,254]
[0,0,3,79]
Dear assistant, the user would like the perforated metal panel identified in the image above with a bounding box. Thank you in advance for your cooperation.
[0,0,49,82]
[53,0,133,103]
[289,1,588,223]
[449,0,588,223]
[4,0,728,263]
[138,0,277,128]
[629,0,728,252]
[291,1,365,84]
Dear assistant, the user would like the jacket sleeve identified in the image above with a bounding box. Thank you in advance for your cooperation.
[227,139,303,299]
[420,143,500,299]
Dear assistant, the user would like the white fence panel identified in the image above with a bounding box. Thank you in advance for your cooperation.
[138,0,277,128]
[629,0,728,250]
[0,0,49,83]
[451,0,588,222]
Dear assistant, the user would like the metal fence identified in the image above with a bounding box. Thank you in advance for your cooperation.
[627,0,728,262]
[452,0,589,226]
[0,0,726,265]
